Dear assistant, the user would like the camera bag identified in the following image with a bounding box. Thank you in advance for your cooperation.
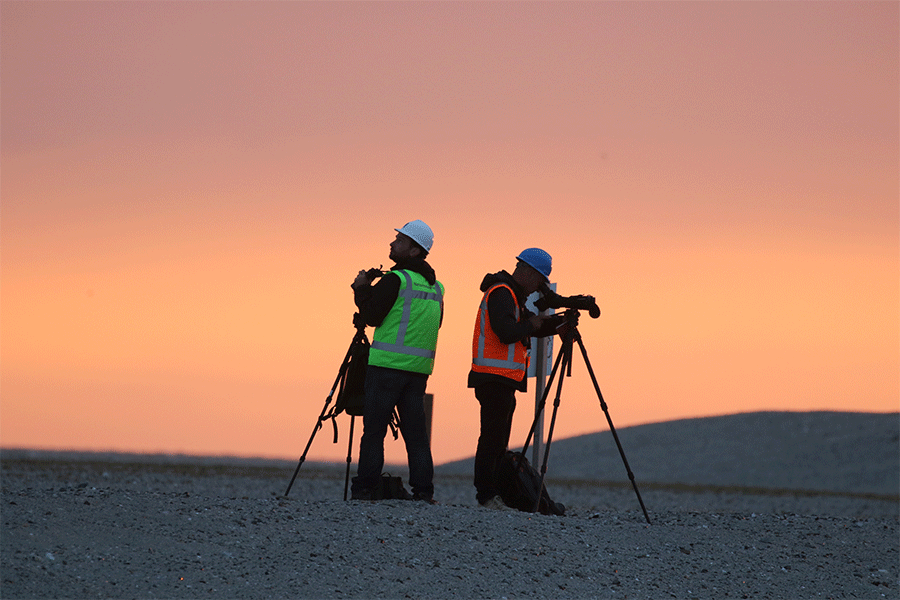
[497,450,565,516]
[376,473,413,500]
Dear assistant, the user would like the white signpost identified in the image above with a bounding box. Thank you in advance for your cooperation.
[525,284,556,466]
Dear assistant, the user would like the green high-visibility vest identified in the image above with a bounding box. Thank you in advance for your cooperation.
[369,270,444,375]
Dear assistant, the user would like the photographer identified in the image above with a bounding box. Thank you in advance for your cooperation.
[350,220,444,504]
[468,248,570,510]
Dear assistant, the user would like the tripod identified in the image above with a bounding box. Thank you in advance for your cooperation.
[283,313,399,500]
[521,309,652,524]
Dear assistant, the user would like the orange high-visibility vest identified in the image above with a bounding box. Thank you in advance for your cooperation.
[471,283,528,382]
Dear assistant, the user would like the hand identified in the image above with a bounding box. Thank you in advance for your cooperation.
[352,269,370,289]
[528,315,547,330]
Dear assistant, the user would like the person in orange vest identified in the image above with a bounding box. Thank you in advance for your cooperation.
[468,248,570,509]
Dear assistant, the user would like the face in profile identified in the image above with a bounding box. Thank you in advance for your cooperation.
[389,233,420,263]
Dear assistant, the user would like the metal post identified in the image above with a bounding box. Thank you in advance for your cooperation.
[528,284,555,466]
[533,337,546,466]
[423,393,433,442]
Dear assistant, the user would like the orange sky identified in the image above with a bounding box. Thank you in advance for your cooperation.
[2,2,897,467]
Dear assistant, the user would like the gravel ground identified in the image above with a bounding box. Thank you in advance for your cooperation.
[2,412,898,599]
[2,456,897,600]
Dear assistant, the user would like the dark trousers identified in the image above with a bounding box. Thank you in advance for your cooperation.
[352,365,434,498]
[473,382,517,504]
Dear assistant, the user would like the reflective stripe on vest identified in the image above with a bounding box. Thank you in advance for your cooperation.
[471,283,528,381]
[369,270,444,374]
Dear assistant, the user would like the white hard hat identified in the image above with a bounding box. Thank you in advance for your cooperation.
[395,219,434,252]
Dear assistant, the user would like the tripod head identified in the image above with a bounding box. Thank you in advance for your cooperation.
[561,308,583,323]
[551,307,599,338]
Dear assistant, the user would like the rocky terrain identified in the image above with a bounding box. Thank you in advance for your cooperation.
[2,411,897,599]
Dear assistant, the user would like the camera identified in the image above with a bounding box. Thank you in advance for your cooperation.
[364,266,385,281]
[534,282,601,319]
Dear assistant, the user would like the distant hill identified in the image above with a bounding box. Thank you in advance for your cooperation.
[435,411,899,495]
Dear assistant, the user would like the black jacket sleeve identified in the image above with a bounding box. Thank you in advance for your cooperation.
[531,315,564,338]
[486,286,536,344]
[486,286,565,342]
[354,272,401,327]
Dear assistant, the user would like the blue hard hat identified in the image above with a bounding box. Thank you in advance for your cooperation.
[516,248,552,281]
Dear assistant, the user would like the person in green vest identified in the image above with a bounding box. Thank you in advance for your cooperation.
[350,220,444,503]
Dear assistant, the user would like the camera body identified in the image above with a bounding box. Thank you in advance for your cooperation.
[365,266,385,281]
[534,283,601,319]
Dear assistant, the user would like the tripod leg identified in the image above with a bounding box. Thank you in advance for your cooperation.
[576,336,652,525]
[522,340,566,458]
[284,342,355,497]
[284,406,328,497]
[344,415,356,501]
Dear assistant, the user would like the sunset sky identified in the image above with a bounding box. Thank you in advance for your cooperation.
[2,1,897,468]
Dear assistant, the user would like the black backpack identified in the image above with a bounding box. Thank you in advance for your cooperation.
[497,451,566,516]
[333,337,369,417]
[328,334,401,443]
